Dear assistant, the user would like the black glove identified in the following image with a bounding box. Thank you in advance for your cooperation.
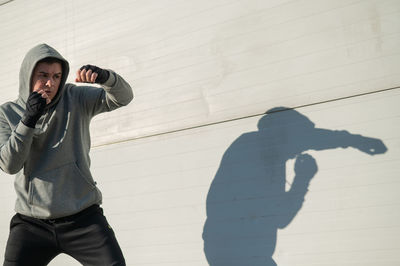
[21,92,47,128]
[79,65,110,84]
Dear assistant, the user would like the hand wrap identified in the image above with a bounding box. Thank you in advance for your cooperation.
[80,65,110,84]
[21,92,47,128]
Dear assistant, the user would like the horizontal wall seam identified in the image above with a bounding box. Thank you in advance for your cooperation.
[93,86,400,148]
[0,0,14,6]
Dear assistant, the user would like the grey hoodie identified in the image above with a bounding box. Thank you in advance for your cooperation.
[0,44,133,219]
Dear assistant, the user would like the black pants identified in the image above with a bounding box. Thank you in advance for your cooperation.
[3,205,125,266]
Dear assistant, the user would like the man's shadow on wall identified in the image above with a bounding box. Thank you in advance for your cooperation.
[202,107,387,266]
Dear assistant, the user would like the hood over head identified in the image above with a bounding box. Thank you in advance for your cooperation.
[257,107,315,131]
[18,43,69,109]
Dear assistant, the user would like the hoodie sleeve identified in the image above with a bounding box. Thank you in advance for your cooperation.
[0,113,35,175]
[78,70,134,117]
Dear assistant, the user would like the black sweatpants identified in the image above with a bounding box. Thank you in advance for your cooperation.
[3,205,125,266]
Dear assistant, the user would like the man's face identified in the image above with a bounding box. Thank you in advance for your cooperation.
[31,62,62,101]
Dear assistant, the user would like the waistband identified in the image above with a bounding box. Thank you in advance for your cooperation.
[39,204,101,224]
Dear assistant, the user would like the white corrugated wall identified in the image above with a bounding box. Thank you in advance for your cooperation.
[0,0,399,265]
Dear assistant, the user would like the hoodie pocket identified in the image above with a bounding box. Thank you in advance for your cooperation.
[28,161,97,211]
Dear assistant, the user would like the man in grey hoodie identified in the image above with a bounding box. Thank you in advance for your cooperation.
[0,44,133,266]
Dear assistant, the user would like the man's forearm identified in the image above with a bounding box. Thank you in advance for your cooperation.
[101,70,134,110]
[0,122,34,174]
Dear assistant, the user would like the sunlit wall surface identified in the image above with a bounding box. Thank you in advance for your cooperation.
[0,0,399,265]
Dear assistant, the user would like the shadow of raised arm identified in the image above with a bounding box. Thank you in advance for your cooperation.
[292,128,387,156]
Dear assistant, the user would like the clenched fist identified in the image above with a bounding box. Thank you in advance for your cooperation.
[294,153,318,180]
[21,92,48,128]
[75,65,109,84]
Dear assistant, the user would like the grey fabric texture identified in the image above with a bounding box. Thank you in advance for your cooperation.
[0,44,133,219]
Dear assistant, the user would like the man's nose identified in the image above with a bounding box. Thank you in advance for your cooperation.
[45,79,53,87]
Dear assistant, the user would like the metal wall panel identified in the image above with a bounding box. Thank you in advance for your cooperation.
[80,90,400,265]
[0,0,399,265]
[0,0,399,146]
